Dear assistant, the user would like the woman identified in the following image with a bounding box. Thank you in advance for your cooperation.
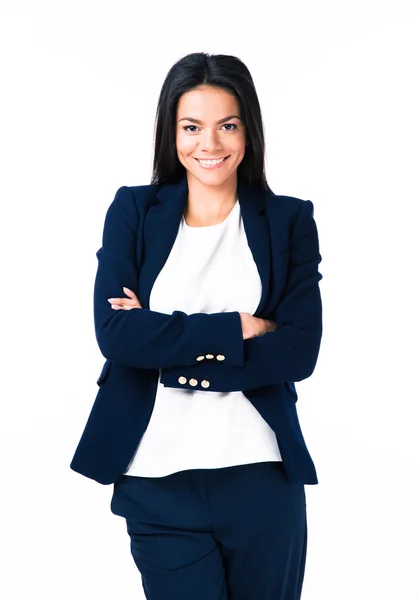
[71,52,323,600]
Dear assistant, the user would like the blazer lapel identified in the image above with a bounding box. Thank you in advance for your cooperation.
[140,174,272,317]
[237,178,271,316]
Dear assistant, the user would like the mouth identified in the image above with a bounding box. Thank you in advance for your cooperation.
[194,156,230,169]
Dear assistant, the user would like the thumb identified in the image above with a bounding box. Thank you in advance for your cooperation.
[123,287,142,308]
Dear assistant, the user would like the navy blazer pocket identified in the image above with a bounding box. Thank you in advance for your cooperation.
[96,359,112,385]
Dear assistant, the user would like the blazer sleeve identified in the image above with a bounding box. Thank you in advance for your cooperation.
[94,186,244,369]
[159,199,323,391]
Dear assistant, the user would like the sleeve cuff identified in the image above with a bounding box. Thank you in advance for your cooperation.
[188,310,244,368]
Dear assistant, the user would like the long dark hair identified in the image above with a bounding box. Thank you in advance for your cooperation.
[150,52,273,192]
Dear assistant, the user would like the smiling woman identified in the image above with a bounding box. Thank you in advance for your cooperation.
[71,51,322,600]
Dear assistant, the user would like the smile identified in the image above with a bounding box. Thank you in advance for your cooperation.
[194,156,230,169]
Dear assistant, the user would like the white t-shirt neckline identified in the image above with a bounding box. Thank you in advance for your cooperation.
[182,199,239,230]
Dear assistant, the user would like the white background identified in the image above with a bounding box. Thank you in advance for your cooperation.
[1,0,418,598]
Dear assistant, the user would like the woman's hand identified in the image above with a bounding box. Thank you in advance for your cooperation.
[107,287,142,310]
[240,313,277,340]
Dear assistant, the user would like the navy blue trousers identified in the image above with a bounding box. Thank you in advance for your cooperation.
[110,461,307,600]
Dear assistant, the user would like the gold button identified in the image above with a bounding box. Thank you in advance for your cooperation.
[196,355,205,361]
[216,354,225,361]
[178,376,187,384]
[205,354,214,359]
[189,378,198,387]
[201,380,210,388]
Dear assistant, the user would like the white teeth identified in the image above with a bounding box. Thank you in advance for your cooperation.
[197,157,226,165]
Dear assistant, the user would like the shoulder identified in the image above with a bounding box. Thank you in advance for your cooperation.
[112,183,158,207]
[105,183,158,220]
[265,190,315,225]
[126,183,159,204]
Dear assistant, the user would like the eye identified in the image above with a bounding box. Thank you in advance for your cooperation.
[221,123,238,131]
[182,123,238,133]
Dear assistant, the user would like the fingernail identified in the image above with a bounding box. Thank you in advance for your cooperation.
[107,298,116,302]
[123,287,130,292]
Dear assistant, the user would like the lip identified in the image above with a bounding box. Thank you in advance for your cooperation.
[194,156,230,170]
[194,156,230,160]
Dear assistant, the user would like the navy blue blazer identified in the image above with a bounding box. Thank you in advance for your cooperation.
[70,173,323,485]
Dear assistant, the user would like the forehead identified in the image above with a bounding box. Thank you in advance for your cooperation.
[177,86,240,118]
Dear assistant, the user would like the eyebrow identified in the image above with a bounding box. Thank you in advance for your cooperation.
[178,115,242,124]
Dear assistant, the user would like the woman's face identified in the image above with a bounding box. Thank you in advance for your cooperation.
[175,85,247,188]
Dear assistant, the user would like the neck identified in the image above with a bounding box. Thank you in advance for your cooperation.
[184,172,238,225]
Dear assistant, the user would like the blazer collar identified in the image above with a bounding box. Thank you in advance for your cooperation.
[141,173,272,316]
[155,172,266,214]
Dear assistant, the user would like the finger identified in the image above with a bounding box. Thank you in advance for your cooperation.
[108,298,142,309]
[119,301,143,310]
[108,296,138,303]
[122,288,142,307]
[123,287,138,299]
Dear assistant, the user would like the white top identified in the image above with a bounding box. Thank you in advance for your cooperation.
[124,198,282,477]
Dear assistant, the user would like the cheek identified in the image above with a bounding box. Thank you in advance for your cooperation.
[230,137,246,154]
[231,145,246,162]
[176,133,194,154]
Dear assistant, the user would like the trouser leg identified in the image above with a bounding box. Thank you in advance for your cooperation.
[205,461,307,600]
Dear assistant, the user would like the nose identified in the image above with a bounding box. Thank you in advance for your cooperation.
[199,129,223,153]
